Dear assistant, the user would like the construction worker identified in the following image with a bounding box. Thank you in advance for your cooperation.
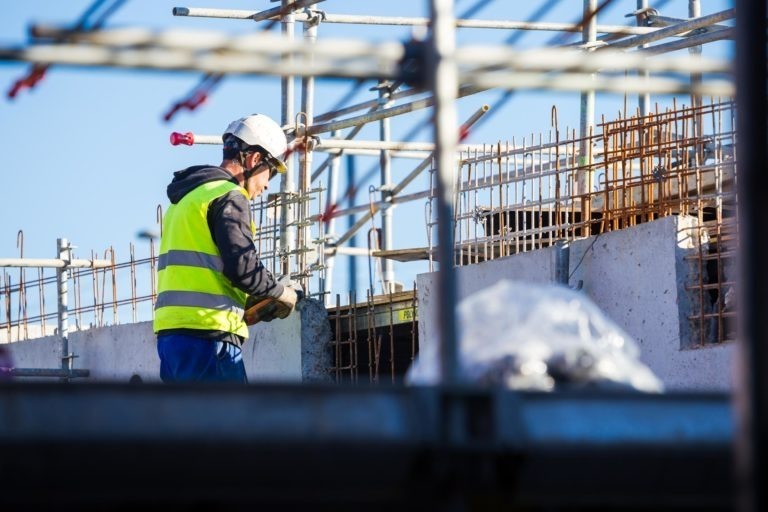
[154,113,298,383]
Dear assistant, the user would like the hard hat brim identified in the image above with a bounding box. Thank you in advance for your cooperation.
[264,153,287,175]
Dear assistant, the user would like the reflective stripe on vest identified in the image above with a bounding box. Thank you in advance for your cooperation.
[158,250,224,273]
[153,179,251,338]
[155,291,244,318]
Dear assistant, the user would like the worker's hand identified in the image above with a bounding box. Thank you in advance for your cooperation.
[273,285,299,319]
[278,276,305,300]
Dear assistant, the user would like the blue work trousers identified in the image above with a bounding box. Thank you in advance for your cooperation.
[157,334,248,383]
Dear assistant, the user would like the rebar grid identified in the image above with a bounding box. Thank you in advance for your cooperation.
[442,99,736,344]
[326,286,418,383]
[1,243,158,343]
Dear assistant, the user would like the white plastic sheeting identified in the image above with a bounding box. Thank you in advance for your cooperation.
[407,280,664,392]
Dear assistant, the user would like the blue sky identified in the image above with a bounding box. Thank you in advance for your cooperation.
[0,0,734,299]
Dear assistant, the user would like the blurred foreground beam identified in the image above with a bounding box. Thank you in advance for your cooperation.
[0,383,735,510]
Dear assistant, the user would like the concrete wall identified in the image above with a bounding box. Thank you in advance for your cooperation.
[417,215,734,392]
[3,298,332,384]
[4,216,734,390]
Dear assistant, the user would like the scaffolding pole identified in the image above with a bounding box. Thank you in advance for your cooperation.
[579,0,597,224]
[280,0,296,277]
[297,12,320,285]
[322,132,342,306]
[308,86,486,136]
[689,0,703,143]
[57,238,72,380]
[431,0,459,387]
[377,81,396,293]
[172,7,657,35]
[637,0,650,116]
[603,8,735,50]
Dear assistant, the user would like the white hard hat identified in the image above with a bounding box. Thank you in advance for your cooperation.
[223,113,288,174]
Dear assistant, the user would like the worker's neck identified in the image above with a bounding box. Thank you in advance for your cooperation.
[220,160,245,187]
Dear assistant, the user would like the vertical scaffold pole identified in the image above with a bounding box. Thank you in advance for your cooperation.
[637,0,650,116]
[378,81,395,293]
[280,0,296,277]
[430,0,459,386]
[323,131,342,306]
[579,0,597,228]
[689,0,702,142]
[56,238,71,381]
[299,13,319,287]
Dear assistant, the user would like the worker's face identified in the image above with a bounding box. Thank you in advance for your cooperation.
[244,152,272,200]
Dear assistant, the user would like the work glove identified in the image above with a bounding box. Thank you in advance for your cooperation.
[243,277,304,324]
[272,286,298,320]
[272,276,304,320]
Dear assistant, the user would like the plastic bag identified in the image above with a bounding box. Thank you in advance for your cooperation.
[406,280,664,392]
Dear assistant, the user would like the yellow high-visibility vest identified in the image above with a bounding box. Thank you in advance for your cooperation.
[153,180,251,338]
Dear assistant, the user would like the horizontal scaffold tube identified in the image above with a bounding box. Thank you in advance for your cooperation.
[601,8,735,50]
[171,0,325,23]
[314,139,490,152]
[308,86,486,135]
[640,27,734,56]
[0,258,113,269]
[172,7,655,35]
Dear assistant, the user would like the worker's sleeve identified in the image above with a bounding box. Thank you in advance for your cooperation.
[207,191,285,299]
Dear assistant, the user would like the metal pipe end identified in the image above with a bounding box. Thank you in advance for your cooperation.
[172,7,190,16]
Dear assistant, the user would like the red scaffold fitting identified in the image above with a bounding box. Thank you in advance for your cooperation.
[7,65,48,99]
[170,132,195,146]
